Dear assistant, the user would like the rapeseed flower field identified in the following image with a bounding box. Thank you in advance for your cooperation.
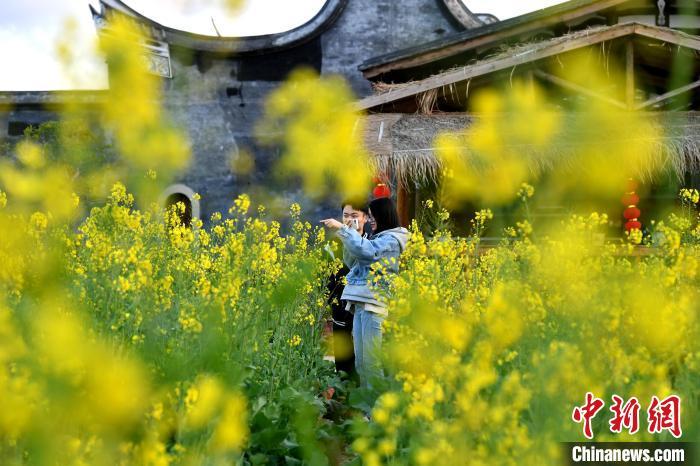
[1,14,698,466]
[2,177,699,465]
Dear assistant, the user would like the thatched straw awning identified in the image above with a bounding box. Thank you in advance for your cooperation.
[364,112,700,190]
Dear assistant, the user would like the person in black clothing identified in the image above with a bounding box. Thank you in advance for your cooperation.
[326,202,371,381]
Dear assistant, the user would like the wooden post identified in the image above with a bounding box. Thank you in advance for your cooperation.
[626,39,635,110]
[384,161,410,227]
[527,69,535,99]
[397,184,410,227]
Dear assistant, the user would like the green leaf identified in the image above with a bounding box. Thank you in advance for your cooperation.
[284,455,303,465]
[348,388,375,413]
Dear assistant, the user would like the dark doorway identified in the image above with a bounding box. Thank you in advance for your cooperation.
[165,192,193,227]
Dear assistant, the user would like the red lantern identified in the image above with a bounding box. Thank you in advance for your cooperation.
[621,178,641,233]
[621,193,639,206]
[373,183,391,198]
[625,220,642,231]
[623,207,641,220]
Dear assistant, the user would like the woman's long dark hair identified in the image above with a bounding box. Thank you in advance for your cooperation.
[369,197,400,234]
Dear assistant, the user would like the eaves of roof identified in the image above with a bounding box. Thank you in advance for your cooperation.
[359,0,630,77]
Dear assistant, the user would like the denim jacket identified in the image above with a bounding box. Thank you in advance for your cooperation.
[337,225,410,307]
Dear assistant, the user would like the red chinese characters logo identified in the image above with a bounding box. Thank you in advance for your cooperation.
[572,394,681,439]
[648,395,682,438]
[609,395,640,434]
[572,392,605,439]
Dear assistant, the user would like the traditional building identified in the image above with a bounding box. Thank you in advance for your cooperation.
[2,0,699,228]
[1,0,495,222]
[358,0,700,227]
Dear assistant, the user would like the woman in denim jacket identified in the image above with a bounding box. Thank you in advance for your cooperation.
[321,197,409,388]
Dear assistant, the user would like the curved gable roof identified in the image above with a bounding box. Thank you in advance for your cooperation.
[90,0,347,54]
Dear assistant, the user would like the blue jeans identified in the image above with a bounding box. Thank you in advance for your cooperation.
[351,304,385,388]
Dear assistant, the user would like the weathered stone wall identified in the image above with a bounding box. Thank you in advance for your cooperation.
[159,0,464,221]
[159,48,313,221]
[322,0,463,96]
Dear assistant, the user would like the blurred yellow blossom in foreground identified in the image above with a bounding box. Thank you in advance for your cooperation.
[257,67,373,202]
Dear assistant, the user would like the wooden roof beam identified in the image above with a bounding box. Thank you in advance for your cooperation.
[534,70,627,109]
[357,23,636,110]
[357,23,700,112]
[361,0,630,78]
[632,22,700,51]
[636,79,700,110]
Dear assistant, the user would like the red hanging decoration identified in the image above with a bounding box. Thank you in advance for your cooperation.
[372,176,391,198]
[621,193,639,206]
[373,183,391,199]
[622,179,641,232]
[625,220,642,231]
[623,207,640,220]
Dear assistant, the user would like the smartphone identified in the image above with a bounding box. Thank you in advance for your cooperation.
[351,218,360,230]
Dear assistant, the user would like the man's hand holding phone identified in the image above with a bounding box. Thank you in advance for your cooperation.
[343,218,360,232]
